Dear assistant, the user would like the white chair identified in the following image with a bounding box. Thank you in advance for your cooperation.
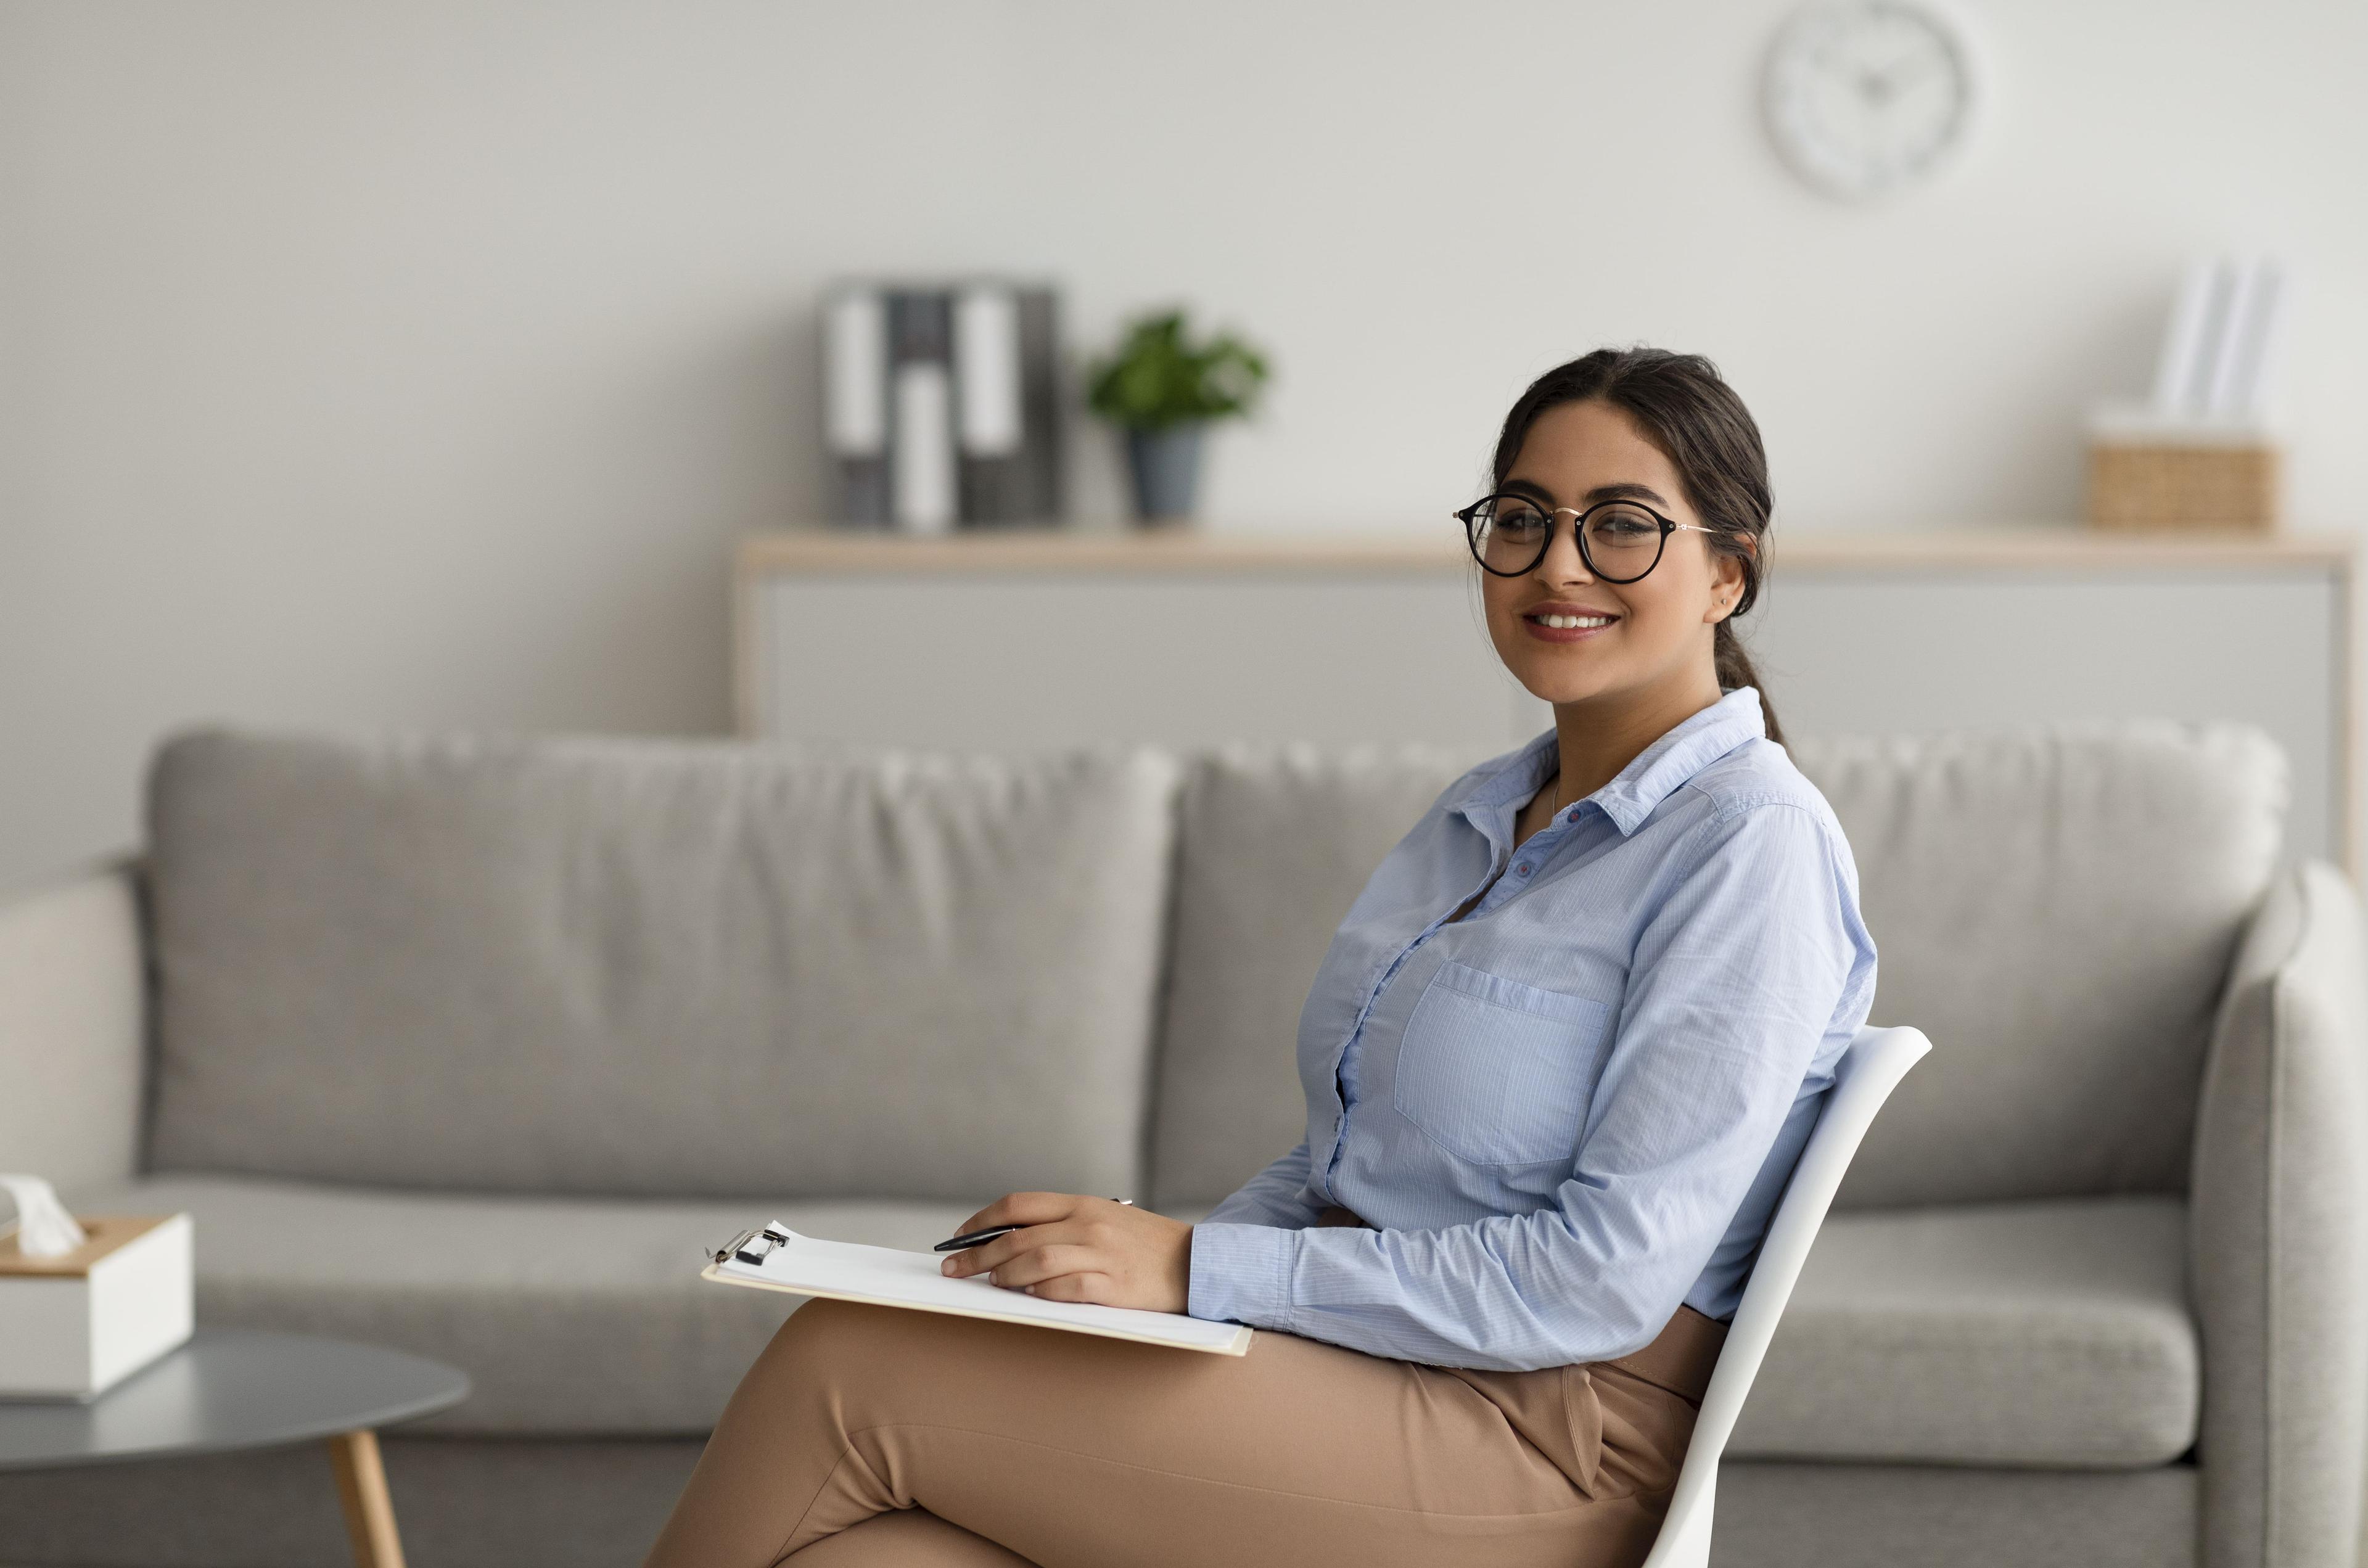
[1638,1024,1934,1568]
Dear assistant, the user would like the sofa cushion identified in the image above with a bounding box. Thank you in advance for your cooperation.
[1146,744,1486,1208]
[97,1177,2195,1461]
[1729,1195,2199,1469]
[78,1174,984,1435]
[1147,725,2284,1212]
[1791,724,2282,1206]
[145,729,1178,1200]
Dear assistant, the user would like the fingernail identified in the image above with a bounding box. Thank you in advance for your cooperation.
[940,1258,953,1275]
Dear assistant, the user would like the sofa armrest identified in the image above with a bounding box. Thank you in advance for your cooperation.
[0,859,147,1196]
[2190,861,2368,1568]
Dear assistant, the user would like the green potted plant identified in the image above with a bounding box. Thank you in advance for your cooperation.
[1086,310,1270,523]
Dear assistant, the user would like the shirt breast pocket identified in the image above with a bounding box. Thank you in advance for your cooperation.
[1392,960,1618,1167]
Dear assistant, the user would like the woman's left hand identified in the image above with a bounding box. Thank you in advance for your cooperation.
[938,1193,1193,1314]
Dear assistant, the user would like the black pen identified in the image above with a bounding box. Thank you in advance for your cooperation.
[933,1200,1133,1253]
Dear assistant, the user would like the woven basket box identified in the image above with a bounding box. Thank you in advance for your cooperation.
[2086,404,2282,533]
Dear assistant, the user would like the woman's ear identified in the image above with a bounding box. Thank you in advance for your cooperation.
[1704,543,1750,625]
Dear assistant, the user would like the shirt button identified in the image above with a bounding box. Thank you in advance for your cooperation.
[1515,863,1531,876]
[1566,808,1581,823]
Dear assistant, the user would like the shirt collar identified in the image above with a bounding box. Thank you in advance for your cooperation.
[1456,686,1769,843]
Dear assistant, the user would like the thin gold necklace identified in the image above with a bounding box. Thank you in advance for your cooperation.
[1547,765,1578,818]
[1531,767,1576,835]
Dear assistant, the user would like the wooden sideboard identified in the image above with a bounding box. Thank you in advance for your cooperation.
[735,528,2361,873]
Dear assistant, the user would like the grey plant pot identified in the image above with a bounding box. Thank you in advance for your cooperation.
[1125,424,1206,523]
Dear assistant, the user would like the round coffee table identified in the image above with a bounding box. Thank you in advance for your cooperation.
[0,1328,469,1568]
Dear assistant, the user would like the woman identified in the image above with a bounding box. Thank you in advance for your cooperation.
[645,347,1878,1568]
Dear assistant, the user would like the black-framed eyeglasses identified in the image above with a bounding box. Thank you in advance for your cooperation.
[1453,493,1727,582]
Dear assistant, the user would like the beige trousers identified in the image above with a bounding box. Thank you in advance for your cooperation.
[646,1210,1724,1568]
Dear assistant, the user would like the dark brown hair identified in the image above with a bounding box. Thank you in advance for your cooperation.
[1487,346,1784,746]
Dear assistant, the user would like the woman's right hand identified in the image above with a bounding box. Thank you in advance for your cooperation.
[938,1191,1193,1313]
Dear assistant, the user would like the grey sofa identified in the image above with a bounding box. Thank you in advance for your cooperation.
[0,721,2361,1568]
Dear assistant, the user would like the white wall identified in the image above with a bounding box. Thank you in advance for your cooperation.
[4,0,2364,895]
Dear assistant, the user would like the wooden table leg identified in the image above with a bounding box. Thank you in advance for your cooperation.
[327,1428,408,1568]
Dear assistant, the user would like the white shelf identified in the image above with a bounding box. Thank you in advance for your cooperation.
[736,527,2361,874]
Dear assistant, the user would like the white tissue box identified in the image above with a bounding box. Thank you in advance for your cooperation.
[0,1213,194,1400]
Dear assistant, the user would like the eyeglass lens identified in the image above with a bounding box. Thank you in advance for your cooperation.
[1468,496,1666,580]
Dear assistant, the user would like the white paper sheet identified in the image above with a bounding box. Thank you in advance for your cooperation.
[707,1221,1251,1355]
[823,289,887,457]
[953,285,1022,456]
[890,362,956,533]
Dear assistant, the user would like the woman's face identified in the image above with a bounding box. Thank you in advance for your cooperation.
[1479,398,1745,710]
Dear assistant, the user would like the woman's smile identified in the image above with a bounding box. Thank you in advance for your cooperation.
[1521,601,1623,643]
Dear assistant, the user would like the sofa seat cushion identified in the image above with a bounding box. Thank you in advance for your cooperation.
[101,1178,2198,1461]
[78,1174,985,1436]
[1730,1195,2198,1469]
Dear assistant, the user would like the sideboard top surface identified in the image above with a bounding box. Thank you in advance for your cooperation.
[736,523,2363,873]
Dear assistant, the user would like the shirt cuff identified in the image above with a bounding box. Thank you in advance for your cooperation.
[1186,1222,1300,1330]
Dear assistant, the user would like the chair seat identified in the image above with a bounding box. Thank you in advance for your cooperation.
[1730,1195,2197,1469]
[76,1174,984,1435]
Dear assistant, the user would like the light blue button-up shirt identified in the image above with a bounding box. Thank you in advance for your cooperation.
[1185,687,1878,1371]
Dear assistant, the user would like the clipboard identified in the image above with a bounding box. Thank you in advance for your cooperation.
[701,1221,1253,1356]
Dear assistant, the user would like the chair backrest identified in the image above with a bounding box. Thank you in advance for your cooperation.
[1638,1024,1933,1568]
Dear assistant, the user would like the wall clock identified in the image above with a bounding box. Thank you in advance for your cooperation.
[1763,0,1982,201]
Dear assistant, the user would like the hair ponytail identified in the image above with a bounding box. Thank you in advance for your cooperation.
[1713,622,1783,747]
[1486,346,1786,747]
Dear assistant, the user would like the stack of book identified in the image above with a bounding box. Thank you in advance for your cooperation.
[823,281,1064,530]
[2086,254,2291,532]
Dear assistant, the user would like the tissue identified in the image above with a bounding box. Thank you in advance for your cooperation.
[0,1173,89,1257]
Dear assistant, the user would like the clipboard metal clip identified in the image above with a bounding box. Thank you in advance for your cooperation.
[710,1223,792,1267]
